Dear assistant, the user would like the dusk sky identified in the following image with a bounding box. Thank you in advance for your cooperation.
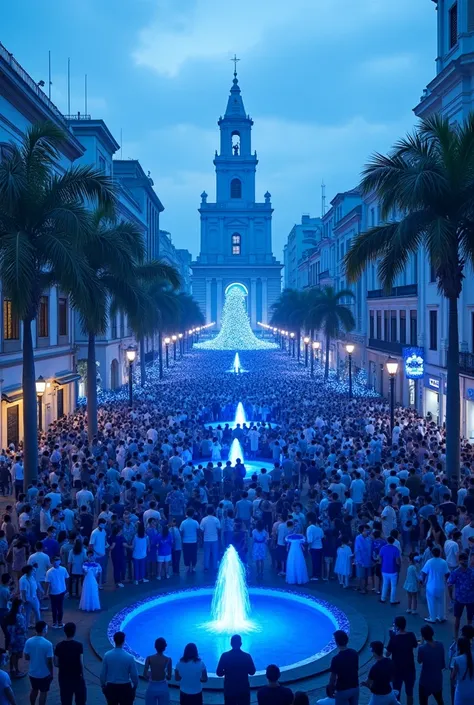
[2,0,436,260]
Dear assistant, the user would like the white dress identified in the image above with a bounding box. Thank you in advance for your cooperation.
[285,534,309,585]
[335,545,353,577]
[79,561,102,611]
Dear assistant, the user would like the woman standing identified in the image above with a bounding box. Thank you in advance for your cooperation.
[175,642,208,705]
[143,637,172,705]
[68,537,86,598]
[157,525,173,580]
[109,526,126,588]
[4,598,26,677]
[146,519,159,580]
[251,520,268,579]
[79,550,102,612]
[132,523,149,585]
[452,636,474,705]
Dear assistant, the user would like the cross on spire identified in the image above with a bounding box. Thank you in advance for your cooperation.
[231,54,240,77]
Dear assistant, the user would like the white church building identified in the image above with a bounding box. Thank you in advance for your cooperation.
[191,70,282,328]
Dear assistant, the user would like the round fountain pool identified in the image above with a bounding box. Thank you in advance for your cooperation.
[108,587,349,678]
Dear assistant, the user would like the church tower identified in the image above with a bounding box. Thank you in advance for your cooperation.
[191,68,282,328]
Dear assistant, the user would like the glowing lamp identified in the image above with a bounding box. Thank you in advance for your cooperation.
[312,341,321,350]
[125,345,136,363]
[178,333,183,339]
[35,376,46,395]
[303,336,310,345]
[164,337,171,345]
[172,335,177,342]
[386,357,399,377]
[345,344,355,354]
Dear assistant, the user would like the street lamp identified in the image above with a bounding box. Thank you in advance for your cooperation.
[386,357,399,431]
[35,375,46,431]
[290,332,295,357]
[172,334,177,361]
[164,337,171,368]
[125,345,136,407]
[311,341,320,378]
[303,336,310,367]
[178,333,183,357]
[345,343,355,399]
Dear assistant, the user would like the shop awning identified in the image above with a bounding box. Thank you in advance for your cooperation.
[54,372,81,386]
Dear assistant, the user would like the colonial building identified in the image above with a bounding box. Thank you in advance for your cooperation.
[283,215,322,290]
[191,71,282,328]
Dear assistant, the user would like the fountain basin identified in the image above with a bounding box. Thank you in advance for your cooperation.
[107,587,350,681]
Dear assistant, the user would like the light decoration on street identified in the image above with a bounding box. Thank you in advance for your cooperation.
[196,288,277,350]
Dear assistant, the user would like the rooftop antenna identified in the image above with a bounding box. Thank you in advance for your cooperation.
[48,50,52,99]
[84,74,88,116]
[321,179,326,218]
[67,58,71,115]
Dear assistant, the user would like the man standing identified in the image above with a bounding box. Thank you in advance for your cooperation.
[379,536,401,606]
[354,525,373,594]
[200,506,220,571]
[12,457,24,500]
[361,641,397,705]
[306,513,324,581]
[100,631,138,705]
[421,546,450,623]
[24,621,54,705]
[386,616,418,705]
[45,556,69,629]
[90,518,108,586]
[54,622,86,705]
[216,634,256,705]
[448,551,474,639]
[328,630,359,704]
[180,508,200,573]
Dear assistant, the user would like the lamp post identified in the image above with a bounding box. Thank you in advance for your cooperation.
[386,357,399,431]
[345,344,355,399]
[303,336,310,367]
[311,341,320,378]
[36,375,46,432]
[179,333,183,357]
[290,332,295,358]
[125,345,136,407]
[164,337,170,368]
[188,330,193,351]
[172,334,177,361]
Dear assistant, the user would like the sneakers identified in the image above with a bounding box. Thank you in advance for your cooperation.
[52,623,59,629]
[310,577,319,582]
[57,623,64,629]
[117,583,125,588]
[143,578,149,583]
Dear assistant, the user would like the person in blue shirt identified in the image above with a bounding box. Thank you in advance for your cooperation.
[448,552,474,639]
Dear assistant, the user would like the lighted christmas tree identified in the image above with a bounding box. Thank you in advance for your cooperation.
[196,287,277,350]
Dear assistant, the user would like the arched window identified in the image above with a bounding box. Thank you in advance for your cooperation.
[231,131,240,155]
[230,178,242,199]
[232,233,241,256]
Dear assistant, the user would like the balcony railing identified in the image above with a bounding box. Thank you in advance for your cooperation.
[368,338,403,355]
[319,269,331,281]
[460,352,474,375]
[367,284,418,299]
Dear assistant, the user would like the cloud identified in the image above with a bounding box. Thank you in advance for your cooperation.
[133,0,428,77]
[359,54,415,77]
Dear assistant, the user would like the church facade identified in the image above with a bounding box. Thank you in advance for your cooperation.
[191,72,282,328]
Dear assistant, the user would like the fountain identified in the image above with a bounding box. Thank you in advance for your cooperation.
[205,546,258,633]
[234,401,246,425]
[232,352,242,374]
[107,544,353,681]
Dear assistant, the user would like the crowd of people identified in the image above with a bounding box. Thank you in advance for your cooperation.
[0,349,473,704]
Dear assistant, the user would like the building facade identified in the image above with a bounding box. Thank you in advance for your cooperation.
[191,72,282,328]
[283,215,322,290]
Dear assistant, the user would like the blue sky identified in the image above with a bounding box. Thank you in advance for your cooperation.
[2,0,436,259]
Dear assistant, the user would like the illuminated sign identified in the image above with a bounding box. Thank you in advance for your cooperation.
[403,346,424,380]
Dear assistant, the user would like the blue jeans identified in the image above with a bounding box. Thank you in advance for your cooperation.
[335,687,359,705]
[24,597,40,628]
[145,681,169,705]
[203,541,218,570]
[134,557,146,581]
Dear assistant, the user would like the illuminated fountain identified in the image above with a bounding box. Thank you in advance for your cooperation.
[108,545,351,680]
[231,352,243,374]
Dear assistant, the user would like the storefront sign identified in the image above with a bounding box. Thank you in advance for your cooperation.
[424,373,441,391]
[403,346,424,379]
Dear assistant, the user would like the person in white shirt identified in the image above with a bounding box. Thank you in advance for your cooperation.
[28,543,52,592]
[306,514,324,581]
[44,485,62,510]
[180,509,200,573]
[24,621,54,701]
[421,547,450,623]
[461,518,474,550]
[350,473,365,510]
[175,642,208,699]
[381,498,397,538]
[89,519,108,586]
[143,502,161,527]
[45,558,69,628]
[444,531,461,570]
[200,507,220,571]
[19,564,40,628]
[75,484,94,512]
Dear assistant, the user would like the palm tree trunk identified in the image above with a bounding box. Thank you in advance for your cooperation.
[158,331,163,380]
[446,295,461,483]
[86,332,98,442]
[325,335,330,380]
[22,317,38,488]
[139,337,146,387]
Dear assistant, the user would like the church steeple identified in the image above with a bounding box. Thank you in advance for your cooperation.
[224,73,247,119]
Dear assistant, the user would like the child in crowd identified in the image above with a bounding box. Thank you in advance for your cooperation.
[334,537,353,588]
[403,552,421,614]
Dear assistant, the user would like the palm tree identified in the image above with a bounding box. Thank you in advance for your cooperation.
[77,209,179,438]
[306,286,355,379]
[0,122,114,484]
[344,115,474,481]
[176,292,205,332]
[270,289,307,359]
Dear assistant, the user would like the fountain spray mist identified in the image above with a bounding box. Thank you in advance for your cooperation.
[207,545,257,633]
[234,401,246,426]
